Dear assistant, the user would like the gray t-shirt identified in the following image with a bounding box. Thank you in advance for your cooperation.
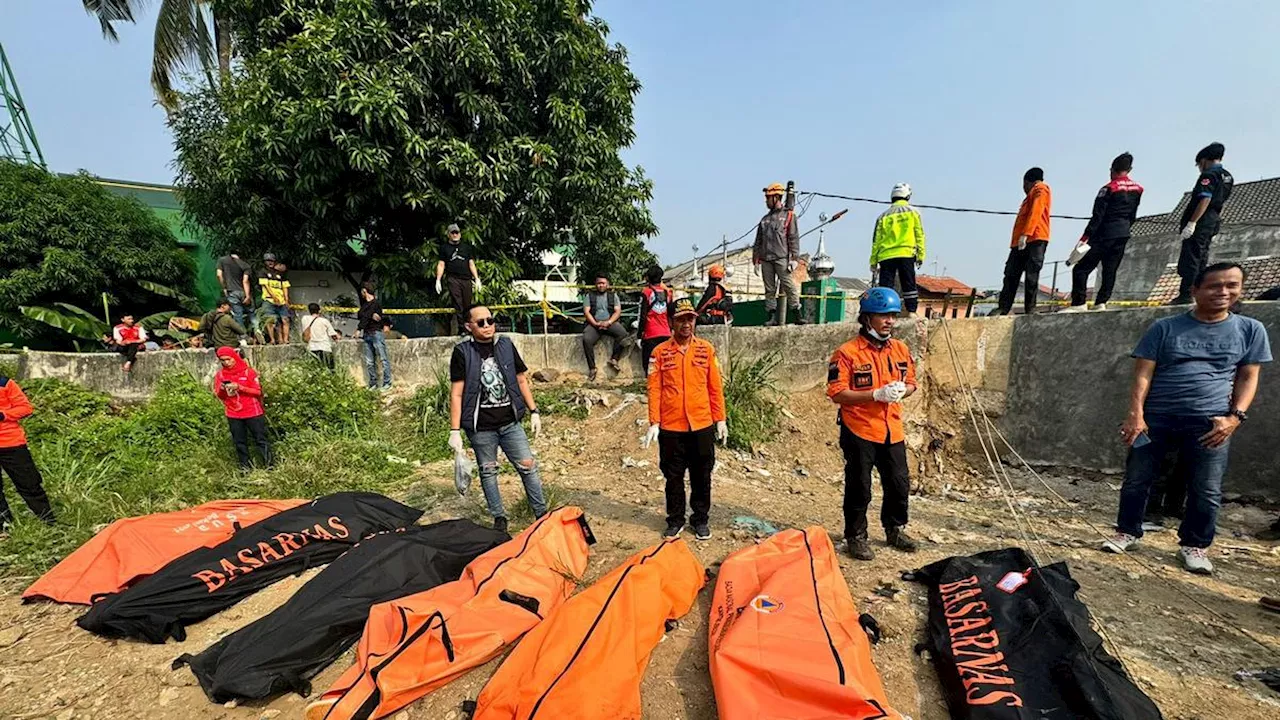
[585,290,619,322]
[1133,312,1272,417]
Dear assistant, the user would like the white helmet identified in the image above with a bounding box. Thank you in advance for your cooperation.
[891,183,912,200]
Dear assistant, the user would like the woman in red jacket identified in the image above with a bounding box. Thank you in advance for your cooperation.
[212,348,273,471]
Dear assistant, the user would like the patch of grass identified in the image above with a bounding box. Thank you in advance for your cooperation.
[0,359,19,379]
[533,387,589,421]
[0,366,438,578]
[510,478,566,524]
[724,350,784,452]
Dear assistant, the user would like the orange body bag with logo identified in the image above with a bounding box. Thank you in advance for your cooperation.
[708,527,902,719]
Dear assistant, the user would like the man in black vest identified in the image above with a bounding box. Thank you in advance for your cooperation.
[448,305,546,533]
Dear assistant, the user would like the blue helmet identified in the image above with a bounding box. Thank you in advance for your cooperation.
[860,287,902,314]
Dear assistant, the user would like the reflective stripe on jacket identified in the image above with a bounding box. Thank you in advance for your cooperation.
[826,335,916,444]
[647,336,726,432]
[1011,181,1052,246]
[870,200,926,265]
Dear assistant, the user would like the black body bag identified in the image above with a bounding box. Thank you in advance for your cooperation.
[77,492,423,643]
[911,547,1162,720]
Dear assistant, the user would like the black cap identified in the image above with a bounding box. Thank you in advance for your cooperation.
[1195,142,1225,163]
[1023,167,1044,183]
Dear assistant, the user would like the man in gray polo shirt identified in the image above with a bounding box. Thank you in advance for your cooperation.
[580,272,628,381]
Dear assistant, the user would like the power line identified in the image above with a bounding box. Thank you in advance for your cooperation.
[801,190,1092,220]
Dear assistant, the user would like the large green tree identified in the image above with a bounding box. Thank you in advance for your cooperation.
[0,161,196,341]
[170,0,656,299]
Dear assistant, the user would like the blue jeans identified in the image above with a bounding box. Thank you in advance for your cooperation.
[228,291,255,329]
[362,330,392,388]
[467,422,547,520]
[1116,415,1230,548]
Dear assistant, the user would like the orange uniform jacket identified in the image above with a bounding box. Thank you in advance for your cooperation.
[826,335,916,444]
[471,538,705,719]
[709,527,903,719]
[0,377,33,449]
[647,336,726,432]
[1010,180,1052,246]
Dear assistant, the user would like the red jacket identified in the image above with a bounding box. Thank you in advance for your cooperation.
[213,348,265,419]
[0,377,33,449]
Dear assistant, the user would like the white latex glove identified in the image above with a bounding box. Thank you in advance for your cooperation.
[435,278,443,294]
[635,337,643,349]
[1017,235,1028,251]
[873,383,907,404]
[716,420,728,445]
[529,412,542,437]
[642,424,660,449]
[753,263,762,277]
[473,277,483,292]
[886,381,908,402]
[787,260,797,273]
[1180,221,1196,240]
[448,429,465,454]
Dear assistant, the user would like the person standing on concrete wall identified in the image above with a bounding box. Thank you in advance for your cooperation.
[870,183,926,316]
[636,265,674,375]
[996,168,1052,315]
[643,298,727,541]
[448,304,546,535]
[580,273,627,381]
[826,287,919,561]
[259,254,292,344]
[435,224,482,332]
[216,252,255,334]
[1170,143,1234,305]
[1062,153,1143,312]
[357,283,393,392]
[1104,263,1270,575]
[753,183,803,326]
[0,375,55,529]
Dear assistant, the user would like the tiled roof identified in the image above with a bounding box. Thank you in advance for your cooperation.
[916,275,973,295]
[1147,255,1280,303]
[663,246,755,281]
[1132,177,1280,237]
[1038,284,1069,300]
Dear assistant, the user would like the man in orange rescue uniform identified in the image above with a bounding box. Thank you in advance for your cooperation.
[0,374,55,530]
[827,287,918,561]
[643,297,727,542]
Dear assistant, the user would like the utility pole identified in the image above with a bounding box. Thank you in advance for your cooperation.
[0,43,45,168]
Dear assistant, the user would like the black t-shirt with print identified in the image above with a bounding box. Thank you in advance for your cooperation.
[450,340,528,431]
[440,241,475,278]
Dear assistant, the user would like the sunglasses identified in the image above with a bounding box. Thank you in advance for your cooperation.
[472,317,496,327]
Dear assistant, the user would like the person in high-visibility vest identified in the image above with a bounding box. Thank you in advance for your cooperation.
[643,297,727,541]
[826,287,918,561]
[870,183,925,316]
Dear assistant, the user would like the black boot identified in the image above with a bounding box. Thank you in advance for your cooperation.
[847,536,874,561]
[886,527,918,553]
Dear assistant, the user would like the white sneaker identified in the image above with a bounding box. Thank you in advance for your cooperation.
[1102,533,1139,553]
[1058,304,1088,313]
[1140,521,1166,533]
[1093,303,1108,311]
[1178,546,1214,575]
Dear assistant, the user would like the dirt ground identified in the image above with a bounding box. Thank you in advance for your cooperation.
[1,385,1279,719]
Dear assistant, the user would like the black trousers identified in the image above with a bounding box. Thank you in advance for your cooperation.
[641,336,668,375]
[997,241,1048,315]
[659,426,715,527]
[228,415,273,470]
[1070,237,1128,306]
[1175,220,1220,301]
[877,257,919,313]
[117,342,142,365]
[310,350,335,369]
[0,445,54,524]
[839,425,909,540]
[447,275,473,332]
[581,324,629,370]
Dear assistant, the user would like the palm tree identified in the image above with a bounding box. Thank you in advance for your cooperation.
[82,0,231,109]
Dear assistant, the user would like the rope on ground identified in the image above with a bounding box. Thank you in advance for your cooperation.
[937,317,1280,662]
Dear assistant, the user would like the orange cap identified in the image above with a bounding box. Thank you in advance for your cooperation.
[707,265,725,280]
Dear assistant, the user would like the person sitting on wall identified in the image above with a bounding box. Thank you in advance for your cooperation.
[580,272,628,381]
[193,298,248,351]
[105,314,149,373]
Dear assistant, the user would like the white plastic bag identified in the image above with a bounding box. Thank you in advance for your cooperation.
[453,451,476,496]
[1066,242,1091,267]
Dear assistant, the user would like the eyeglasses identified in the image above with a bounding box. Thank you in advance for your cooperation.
[472,317,496,327]
[449,231,461,235]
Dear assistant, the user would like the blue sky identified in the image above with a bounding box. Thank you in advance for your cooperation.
[7,0,1280,287]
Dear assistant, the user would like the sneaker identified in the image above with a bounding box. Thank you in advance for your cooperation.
[607,358,621,372]
[1058,304,1088,313]
[1093,303,1108,311]
[588,368,598,382]
[662,522,684,539]
[764,319,779,327]
[1101,533,1139,553]
[847,537,875,561]
[693,523,711,541]
[493,516,509,534]
[886,527,918,553]
[1178,546,1213,575]
[380,385,393,394]
[1140,521,1166,533]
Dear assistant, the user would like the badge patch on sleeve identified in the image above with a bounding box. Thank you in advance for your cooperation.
[853,372,873,389]
[827,362,840,382]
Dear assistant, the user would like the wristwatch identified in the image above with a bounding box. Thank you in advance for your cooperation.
[1228,408,1248,423]
[530,408,540,414]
